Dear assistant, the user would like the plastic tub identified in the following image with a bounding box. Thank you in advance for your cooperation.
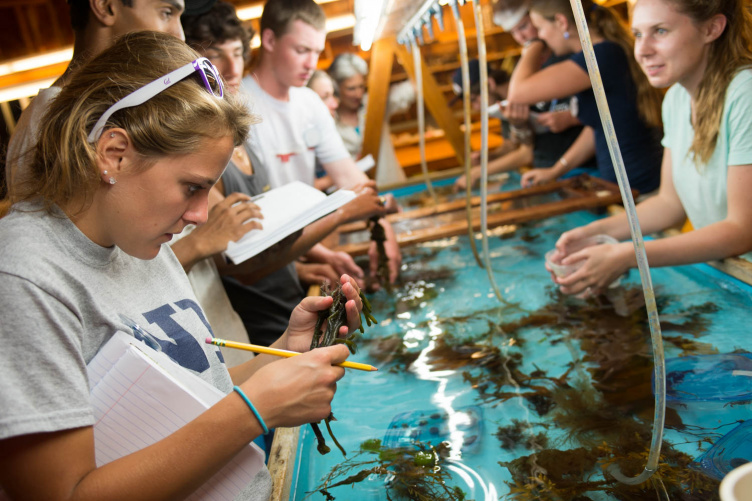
[692,419,752,481]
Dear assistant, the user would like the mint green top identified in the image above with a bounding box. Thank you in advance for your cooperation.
[662,69,752,260]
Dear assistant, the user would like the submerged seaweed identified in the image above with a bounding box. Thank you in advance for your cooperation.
[311,440,469,501]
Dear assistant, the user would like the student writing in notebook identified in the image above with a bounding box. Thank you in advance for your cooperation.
[0,32,363,501]
[182,1,389,346]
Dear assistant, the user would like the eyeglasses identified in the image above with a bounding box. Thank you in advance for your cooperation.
[87,57,224,143]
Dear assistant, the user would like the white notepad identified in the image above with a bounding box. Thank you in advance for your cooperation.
[224,181,356,264]
[87,332,264,501]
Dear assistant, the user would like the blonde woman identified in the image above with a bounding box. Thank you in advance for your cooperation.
[550,0,752,296]
[0,32,362,500]
[508,0,664,193]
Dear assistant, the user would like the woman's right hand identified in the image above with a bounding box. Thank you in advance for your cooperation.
[521,167,556,188]
[192,192,263,257]
[241,344,350,428]
[454,167,481,192]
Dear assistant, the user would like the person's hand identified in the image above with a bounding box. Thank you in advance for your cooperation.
[339,185,387,223]
[241,344,349,428]
[535,110,578,134]
[554,242,631,296]
[191,192,263,257]
[326,251,366,288]
[295,262,339,287]
[454,167,481,192]
[500,101,530,128]
[285,275,364,353]
[521,167,556,188]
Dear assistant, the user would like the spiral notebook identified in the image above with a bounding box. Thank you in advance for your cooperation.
[223,181,355,264]
[87,332,264,500]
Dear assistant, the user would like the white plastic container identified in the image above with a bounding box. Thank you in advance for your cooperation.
[544,234,622,288]
[720,461,752,501]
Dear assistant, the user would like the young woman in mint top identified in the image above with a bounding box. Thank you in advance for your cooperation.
[548,0,752,296]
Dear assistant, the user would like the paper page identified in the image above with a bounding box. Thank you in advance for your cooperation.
[89,339,264,500]
[225,182,355,264]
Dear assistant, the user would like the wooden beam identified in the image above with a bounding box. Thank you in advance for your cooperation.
[394,41,465,169]
[333,176,627,256]
[360,36,395,173]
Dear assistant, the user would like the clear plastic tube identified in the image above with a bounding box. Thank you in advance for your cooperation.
[471,0,505,302]
[568,0,666,485]
[451,0,484,268]
[411,41,439,206]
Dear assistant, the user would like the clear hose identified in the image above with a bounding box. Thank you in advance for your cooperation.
[568,0,665,485]
[471,0,505,303]
[451,0,484,268]
[411,41,439,206]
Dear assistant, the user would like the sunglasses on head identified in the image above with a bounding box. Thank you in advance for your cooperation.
[87,57,224,143]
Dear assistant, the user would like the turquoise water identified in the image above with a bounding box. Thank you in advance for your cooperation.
[290,179,752,500]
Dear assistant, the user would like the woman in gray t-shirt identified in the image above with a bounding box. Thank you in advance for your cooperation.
[0,32,363,501]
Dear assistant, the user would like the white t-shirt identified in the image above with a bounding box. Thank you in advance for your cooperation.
[242,75,350,188]
[5,86,62,190]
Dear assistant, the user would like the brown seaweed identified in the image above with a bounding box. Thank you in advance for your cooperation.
[310,439,468,501]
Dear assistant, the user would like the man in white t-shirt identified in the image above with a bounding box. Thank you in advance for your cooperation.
[242,0,401,285]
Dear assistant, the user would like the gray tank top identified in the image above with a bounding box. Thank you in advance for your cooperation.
[220,144,306,346]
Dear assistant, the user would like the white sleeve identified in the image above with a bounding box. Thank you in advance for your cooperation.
[306,89,351,164]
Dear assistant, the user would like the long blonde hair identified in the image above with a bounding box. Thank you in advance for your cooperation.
[531,0,663,128]
[10,31,254,212]
[661,0,752,164]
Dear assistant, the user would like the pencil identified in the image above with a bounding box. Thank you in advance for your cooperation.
[206,337,378,372]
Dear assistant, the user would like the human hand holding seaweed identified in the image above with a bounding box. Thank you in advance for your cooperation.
[307,277,378,456]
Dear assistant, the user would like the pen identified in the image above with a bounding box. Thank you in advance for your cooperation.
[206,337,378,372]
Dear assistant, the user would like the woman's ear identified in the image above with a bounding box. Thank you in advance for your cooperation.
[703,14,727,44]
[554,12,570,34]
[95,128,131,185]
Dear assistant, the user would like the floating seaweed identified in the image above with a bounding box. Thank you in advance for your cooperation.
[370,217,392,292]
[310,439,469,501]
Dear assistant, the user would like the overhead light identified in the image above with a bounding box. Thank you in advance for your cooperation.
[237,0,339,21]
[0,47,72,78]
[0,77,57,103]
[353,0,386,51]
[249,13,355,48]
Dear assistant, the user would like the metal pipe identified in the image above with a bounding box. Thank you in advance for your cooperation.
[450,0,484,268]
[567,0,666,485]
[411,38,439,206]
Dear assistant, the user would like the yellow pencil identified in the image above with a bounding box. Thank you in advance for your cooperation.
[206,337,378,372]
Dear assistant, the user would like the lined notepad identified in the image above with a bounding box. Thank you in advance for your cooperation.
[224,181,356,264]
[87,332,264,500]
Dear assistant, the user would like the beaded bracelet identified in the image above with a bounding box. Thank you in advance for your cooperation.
[233,386,269,435]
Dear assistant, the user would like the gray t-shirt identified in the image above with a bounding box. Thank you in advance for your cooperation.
[0,203,271,499]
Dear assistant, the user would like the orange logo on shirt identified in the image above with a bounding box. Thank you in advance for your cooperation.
[277,153,296,163]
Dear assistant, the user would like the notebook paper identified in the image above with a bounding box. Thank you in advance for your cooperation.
[224,181,356,264]
[87,332,264,500]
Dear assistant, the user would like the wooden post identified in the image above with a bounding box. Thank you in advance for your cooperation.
[360,36,395,176]
[394,42,465,168]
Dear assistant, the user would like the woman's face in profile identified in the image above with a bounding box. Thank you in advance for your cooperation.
[310,76,339,117]
[100,135,234,260]
[338,73,366,112]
